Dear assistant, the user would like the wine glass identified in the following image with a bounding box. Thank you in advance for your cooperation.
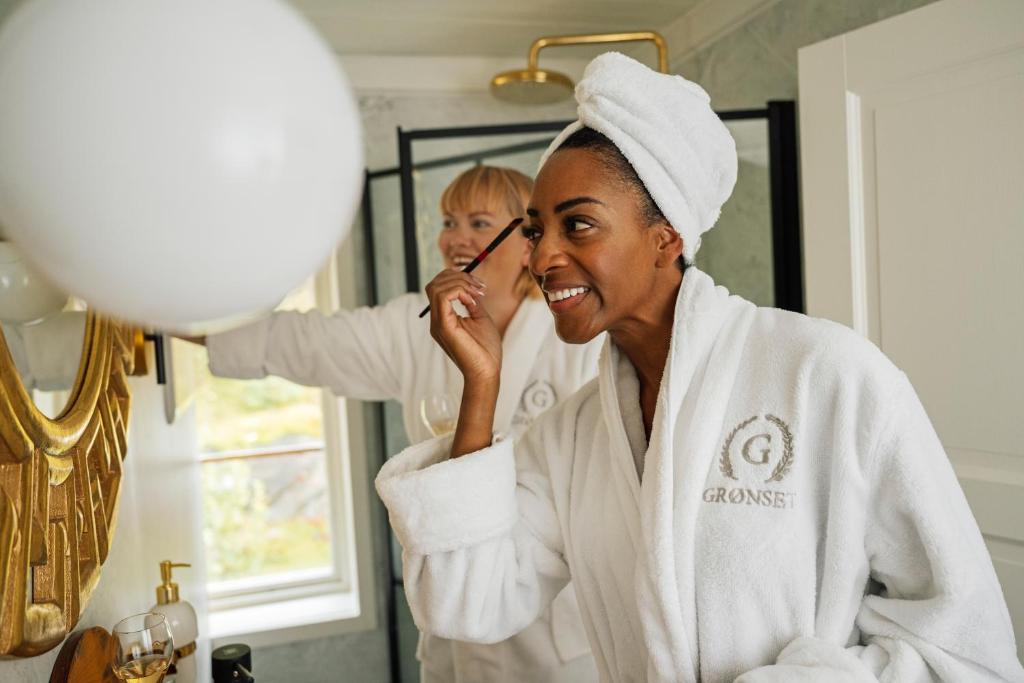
[111,612,174,683]
[420,393,458,437]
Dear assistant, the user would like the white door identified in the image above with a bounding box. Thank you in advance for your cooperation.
[798,0,1024,660]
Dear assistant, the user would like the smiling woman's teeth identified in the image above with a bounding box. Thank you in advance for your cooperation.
[548,287,590,302]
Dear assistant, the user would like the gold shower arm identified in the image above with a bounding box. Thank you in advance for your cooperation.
[527,31,668,73]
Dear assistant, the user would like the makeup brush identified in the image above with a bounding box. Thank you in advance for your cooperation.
[418,217,524,318]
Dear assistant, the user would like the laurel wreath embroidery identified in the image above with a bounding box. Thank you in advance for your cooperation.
[764,414,795,483]
[719,414,795,483]
[719,415,757,481]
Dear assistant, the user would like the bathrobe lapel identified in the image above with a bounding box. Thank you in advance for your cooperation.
[493,298,551,435]
[599,269,754,682]
[598,343,643,511]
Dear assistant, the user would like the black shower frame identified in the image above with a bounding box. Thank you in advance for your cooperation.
[361,100,802,682]
[385,101,803,312]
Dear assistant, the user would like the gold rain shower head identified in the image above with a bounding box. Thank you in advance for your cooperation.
[490,31,668,105]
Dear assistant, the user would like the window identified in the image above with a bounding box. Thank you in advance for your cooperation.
[191,258,376,647]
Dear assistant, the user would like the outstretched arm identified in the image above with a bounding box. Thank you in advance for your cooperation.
[201,296,422,401]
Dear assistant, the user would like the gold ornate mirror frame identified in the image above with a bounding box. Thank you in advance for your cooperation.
[0,314,136,657]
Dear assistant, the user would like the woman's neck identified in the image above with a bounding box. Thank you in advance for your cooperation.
[610,277,682,436]
[613,298,677,387]
[486,291,526,338]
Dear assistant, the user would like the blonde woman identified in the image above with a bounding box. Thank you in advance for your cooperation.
[196,166,601,682]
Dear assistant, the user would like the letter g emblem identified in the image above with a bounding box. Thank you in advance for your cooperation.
[742,433,772,465]
[719,414,795,484]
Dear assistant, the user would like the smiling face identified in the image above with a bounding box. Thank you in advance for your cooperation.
[437,206,529,295]
[524,147,683,344]
[436,166,536,302]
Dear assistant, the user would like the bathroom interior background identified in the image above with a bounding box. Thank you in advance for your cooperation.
[0,1,936,681]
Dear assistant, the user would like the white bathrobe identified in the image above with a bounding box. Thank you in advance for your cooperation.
[207,292,603,683]
[376,268,1024,683]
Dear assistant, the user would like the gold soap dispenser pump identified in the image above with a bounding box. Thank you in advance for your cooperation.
[150,561,198,683]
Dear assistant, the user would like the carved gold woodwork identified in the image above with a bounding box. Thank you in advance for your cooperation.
[0,314,136,658]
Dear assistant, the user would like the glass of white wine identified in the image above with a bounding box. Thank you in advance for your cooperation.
[420,393,459,437]
[111,612,174,683]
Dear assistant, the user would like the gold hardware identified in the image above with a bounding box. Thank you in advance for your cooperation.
[156,560,191,605]
[526,31,667,73]
[130,327,148,377]
[174,640,197,659]
[491,31,668,104]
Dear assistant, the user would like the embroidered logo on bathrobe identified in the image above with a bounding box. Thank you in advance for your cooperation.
[704,414,796,510]
[511,380,558,430]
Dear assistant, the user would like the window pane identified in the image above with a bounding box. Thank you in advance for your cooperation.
[194,278,324,454]
[197,374,324,453]
[196,276,338,591]
[202,450,333,584]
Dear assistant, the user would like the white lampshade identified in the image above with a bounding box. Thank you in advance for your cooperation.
[0,240,67,325]
[0,0,364,333]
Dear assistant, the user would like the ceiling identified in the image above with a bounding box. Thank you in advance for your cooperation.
[288,0,704,57]
[0,1,705,59]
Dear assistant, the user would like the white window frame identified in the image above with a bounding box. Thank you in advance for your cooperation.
[206,253,378,649]
[201,441,341,605]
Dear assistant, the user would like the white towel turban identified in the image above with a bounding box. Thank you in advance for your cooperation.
[539,52,738,263]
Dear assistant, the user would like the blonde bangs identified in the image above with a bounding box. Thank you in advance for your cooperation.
[441,165,532,220]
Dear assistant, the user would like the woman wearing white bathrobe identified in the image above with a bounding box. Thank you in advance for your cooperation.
[201,166,602,682]
[376,53,1024,683]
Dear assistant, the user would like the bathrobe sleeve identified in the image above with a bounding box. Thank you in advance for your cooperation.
[206,294,420,401]
[375,414,573,644]
[736,374,1024,683]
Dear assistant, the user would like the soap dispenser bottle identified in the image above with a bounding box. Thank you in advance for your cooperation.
[150,560,198,683]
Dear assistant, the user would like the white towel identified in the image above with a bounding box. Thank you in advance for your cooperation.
[539,52,737,262]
